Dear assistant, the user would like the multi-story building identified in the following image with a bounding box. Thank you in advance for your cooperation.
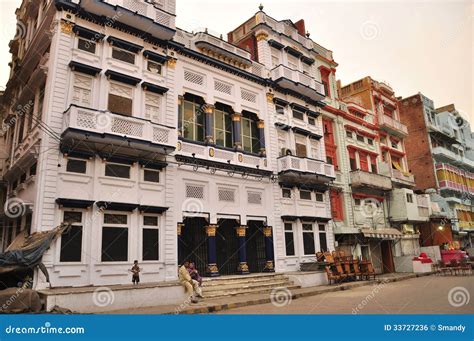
[399,94,474,248]
[0,0,335,289]
[227,8,335,273]
[330,77,430,273]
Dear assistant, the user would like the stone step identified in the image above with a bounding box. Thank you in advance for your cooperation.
[202,274,287,287]
[202,279,293,293]
[202,276,289,288]
[203,285,301,299]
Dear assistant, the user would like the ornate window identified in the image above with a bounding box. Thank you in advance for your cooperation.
[179,94,205,142]
[241,112,260,153]
[214,104,233,148]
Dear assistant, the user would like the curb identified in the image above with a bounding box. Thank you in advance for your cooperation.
[170,272,435,315]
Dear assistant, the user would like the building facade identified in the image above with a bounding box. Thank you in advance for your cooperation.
[1,0,336,289]
[399,94,474,249]
[330,77,431,273]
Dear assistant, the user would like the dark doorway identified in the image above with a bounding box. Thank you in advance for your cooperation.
[246,221,267,273]
[216,219,240,276]
[179,217,208,276]
[381,240,395,273]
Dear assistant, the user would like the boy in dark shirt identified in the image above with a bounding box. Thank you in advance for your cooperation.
[131,260,141,285]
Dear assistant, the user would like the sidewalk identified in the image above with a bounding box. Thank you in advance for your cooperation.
[105,272,434,315]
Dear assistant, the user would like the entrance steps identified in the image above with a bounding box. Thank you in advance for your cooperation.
[201,273,300,299]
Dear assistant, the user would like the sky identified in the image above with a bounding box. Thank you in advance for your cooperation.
[0,0,472,124]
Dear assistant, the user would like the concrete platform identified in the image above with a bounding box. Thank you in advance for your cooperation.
[105,272,434,315]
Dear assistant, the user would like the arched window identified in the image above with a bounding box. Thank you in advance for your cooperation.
[179,94,205,142]
[241,111,260,154]
[214,103,233,148]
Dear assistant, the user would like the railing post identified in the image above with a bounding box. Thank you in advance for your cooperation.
[236,226,250,275]
[206,224,220,277]
[263,226,275,272]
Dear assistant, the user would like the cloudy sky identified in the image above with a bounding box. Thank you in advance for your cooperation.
[0,0,472,123]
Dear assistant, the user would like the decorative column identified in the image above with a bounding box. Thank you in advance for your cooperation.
[177,95,184,137]
[177,223,185,265]
[236,226,250,274]
[263,226,275,272]
[232,112,242,150]
[257,120,266,156]
[204,104,215,145]
[206,224,220,277]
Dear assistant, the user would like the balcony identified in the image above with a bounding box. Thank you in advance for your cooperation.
[378,113,408,137]
[432,147,474,170]
[281,198,331,221]
[271,65,325,102]
[81,0,176,40]
[379,162,415,187]
[278,155,335,187]
[61,105,176,157]
[194,32,252,64]
[175,140,270,176]
[389,190,430,222]
[350,170,392,191]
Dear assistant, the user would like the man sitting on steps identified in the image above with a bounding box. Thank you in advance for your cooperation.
[178,260,203,303]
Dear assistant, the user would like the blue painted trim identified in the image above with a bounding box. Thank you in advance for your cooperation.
[72,25,105,41]
[107,36,144,53]
[69,61,102,76]
[268,39,284,50]
[143,50,170,64]
[96,201,139,212]
[138,205,169,214]
[56,198,95,209]
[105,70,141,86]
[141,82,169,95]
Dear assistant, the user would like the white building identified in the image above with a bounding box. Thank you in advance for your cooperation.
[0,0,335,289]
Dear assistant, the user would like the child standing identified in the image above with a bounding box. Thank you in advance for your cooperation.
[131,260,141,285]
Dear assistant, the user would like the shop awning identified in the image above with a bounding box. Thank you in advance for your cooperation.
[361,228,402,240]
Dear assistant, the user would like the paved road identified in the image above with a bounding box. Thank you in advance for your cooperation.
[215,275,473,314]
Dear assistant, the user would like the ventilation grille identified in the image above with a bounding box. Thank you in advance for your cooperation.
[247,191,262,205]
[218,188,235,202]
[124,0,147,15]
[184,70,204,86]
[214,80,232,95]
[186,184,204,199]
[241,89,257,103]
[156,11,171,26]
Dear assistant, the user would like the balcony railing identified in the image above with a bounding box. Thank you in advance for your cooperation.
[63,106,176,149]
[176,141,268,171]
[392,169,415,184]
[350,170,392,190]
[432,147,474,169]
[82,0,175,40]
[378,113,408,136]
[194,32,251,60]
[278,155,335,179]
[271,65,325,100]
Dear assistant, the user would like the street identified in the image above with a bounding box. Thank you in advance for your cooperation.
[215,275,473,314]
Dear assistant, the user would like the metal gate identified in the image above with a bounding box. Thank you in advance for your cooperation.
[216,219,240,276]
[179,217,208,276]
[246,221,267,273]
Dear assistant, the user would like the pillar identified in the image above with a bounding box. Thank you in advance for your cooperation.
[232,112,242,150]
[263,226,275,272]
[206,224,220,277]
[204,104,214,145]
[257,120,266,156]
[177,223,185,265]
[236,226,250,274]
[177,95,184,137]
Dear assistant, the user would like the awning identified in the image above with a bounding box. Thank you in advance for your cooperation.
[361,228,402,240]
